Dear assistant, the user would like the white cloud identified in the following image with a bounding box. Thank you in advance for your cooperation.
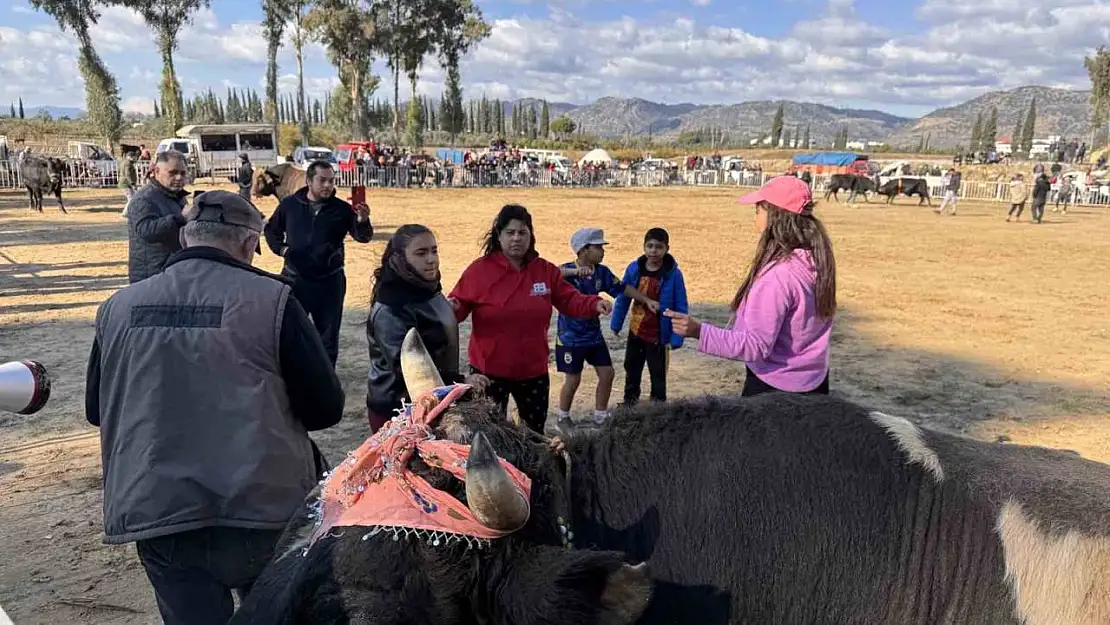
[1,0,1107,117]
[275,73,341,100]
[122,96,155,115]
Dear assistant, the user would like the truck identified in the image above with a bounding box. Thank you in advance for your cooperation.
[334,141,376,172]
[788,152,871,177]
[68,141,117,186]
[157,124,278,176]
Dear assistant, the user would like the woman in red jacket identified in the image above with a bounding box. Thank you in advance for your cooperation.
[450,204,612,433]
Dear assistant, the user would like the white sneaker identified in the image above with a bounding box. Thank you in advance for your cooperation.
[591,411,610,425]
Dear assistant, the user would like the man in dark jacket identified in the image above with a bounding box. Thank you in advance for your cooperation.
[86,190,344,625]
[236,152,253,202]
[118,152,137,219]
[264,160,373,365]
[127,150,189,283]
[1031,171,1051,224]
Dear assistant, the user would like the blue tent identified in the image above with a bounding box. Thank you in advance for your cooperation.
[791,152,864,166]
[436,148,466,164]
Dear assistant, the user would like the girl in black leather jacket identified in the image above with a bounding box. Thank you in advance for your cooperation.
[365,225,489,431]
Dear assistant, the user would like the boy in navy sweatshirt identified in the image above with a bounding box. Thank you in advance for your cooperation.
[610,227,689,405]
[554,228,658,433]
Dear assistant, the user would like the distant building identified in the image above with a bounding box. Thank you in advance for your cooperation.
[996,137,1013,155]
[846,140,887,151]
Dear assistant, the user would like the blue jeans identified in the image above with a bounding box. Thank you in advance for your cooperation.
[136,526,283,625]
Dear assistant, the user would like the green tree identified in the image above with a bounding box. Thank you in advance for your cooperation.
[1021,97,1037,154]
[440,67,464,142]
[540,100,550,138]
[126,0,209,133]
[770,102,784,147]
[18,98,24,119]
[969,111,982,153]
[550,114,576,138]
[782,128,793,150]
[8,103,14,118]
[406,97,424,147]
[261,0,290,126]
[802,125,810,149]
[981,107,998,153]
[289,0,310,147]
[1011,112,1024,156]
[30,0,123,149]
[1085,46,1110,144]
[306,0,381,139]
[434,0,489,141]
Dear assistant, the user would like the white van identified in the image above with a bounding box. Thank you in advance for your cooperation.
[157,124,278,175]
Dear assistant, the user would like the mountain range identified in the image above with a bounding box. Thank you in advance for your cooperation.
[10,86,1095,149]
[547,86,1093,148]
[3,105,86,120]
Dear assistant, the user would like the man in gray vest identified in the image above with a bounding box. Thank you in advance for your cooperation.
[127,149,189,283]
[85,190,345,625]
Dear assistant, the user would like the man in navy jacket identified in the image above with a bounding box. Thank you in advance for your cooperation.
[265,161,373,365]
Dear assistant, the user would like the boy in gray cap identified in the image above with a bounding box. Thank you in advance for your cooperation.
[553,227,658,434]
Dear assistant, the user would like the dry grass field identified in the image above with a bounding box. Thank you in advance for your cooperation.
[0,184,1108,623]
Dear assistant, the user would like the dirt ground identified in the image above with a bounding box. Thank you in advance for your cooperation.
[0,185,1108,624]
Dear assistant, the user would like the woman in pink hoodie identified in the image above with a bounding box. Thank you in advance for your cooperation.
[666,175,837,396]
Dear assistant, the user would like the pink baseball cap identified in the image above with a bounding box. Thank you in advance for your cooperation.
[738,176,813,214]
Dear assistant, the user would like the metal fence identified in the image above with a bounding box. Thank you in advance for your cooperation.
[2,158,1108,207]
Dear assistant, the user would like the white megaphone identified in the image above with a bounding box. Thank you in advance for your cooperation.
[0,360,50,415]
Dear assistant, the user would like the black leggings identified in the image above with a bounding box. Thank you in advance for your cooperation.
[472,367,550,433]
[741,366,830,397]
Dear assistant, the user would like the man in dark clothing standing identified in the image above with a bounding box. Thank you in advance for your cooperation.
[127,150,189,283]
[1031,171,1051,224]
[265,160,373,365]
[236,152,253,202]
[86,190,345,625]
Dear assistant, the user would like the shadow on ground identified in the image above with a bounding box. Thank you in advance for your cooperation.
[2,283,1107,456]
[0,219,128,247]
[0,260,128,303]
[689,303,1110,435]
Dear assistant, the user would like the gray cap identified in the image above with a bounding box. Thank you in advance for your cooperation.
[189,190,264,232]
[570,227,608,253]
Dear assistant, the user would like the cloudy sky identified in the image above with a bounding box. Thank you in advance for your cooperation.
[0,0,1106,118]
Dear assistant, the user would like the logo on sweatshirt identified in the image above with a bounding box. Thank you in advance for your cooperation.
[531,282,549,296]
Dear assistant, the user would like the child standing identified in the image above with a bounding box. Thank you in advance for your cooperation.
[554,228,659,432]
[611,227,689,405]
[666,176,835,396]
[1007,174,1027,222]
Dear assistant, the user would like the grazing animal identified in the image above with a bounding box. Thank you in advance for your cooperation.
[252,163,307,201]
[231,330,1110,625]
[877,177,932,205]
[824,173,875,202]
[20,156,67,213]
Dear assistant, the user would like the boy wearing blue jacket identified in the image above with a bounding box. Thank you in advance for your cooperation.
[611,227,689,405]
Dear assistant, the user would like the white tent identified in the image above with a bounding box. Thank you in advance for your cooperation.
[578,148,614,167]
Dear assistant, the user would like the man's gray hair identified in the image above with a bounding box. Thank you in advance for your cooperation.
[156,149,186,166]
[183,219,253,247]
